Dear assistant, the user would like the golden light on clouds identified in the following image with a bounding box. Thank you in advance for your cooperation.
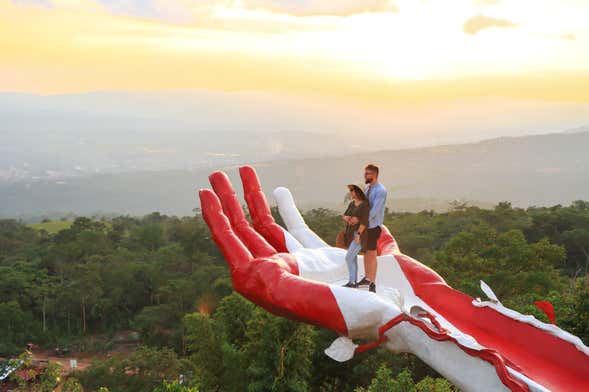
[463,14,517,35]
[0,0,588,101]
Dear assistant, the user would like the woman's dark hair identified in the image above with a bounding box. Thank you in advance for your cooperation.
[347,184,367,202]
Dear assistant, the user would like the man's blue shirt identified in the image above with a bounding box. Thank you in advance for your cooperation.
[365,182,387,228]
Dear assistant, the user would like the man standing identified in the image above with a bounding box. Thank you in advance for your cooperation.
[358,164,387,293]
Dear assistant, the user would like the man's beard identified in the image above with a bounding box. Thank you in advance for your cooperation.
[365,178,372,184]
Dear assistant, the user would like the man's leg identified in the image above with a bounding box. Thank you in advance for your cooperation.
[362,226,381,291]
[364,250,377,282]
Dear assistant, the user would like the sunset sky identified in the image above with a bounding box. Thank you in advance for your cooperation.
[1,0,588,103]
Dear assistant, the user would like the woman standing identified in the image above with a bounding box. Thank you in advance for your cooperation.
[342,184,370,288]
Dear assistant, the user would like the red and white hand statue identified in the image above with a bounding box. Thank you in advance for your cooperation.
[199,166,589,392]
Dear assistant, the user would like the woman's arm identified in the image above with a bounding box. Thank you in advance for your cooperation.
[343,202,354,223]
[355,224,366,243]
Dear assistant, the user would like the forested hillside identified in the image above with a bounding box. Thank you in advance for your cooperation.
[3,130,589,218]
[1,201,589,391]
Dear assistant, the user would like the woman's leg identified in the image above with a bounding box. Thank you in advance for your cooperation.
[345,240,361,283]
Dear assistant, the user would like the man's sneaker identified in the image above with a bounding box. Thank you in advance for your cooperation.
[369,282,376,293]
[343,282,358,288]
[358,277,371,287]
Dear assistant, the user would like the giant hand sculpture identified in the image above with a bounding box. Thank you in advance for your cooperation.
[199,166,589,392]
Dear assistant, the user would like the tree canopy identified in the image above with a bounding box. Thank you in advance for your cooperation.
[1,200,589,390]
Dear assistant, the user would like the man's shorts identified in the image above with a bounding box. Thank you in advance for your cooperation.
[366,226,382,251]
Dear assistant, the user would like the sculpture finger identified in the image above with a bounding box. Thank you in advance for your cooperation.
[273,186,330,249]
[199,189,253,274]
[209,171,276,258]
[239,165,303,252]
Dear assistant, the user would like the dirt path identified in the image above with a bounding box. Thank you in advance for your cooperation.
[31,338,139,375]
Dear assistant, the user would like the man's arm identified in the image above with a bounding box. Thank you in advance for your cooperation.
[369,189,387,223]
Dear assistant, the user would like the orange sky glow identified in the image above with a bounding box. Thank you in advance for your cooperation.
[1,0,588,103]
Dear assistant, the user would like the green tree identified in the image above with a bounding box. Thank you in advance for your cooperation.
[213,293,255,346]
[244,309,316,392]
[38,361,62,392]
[561,229,589,276]
[433,225,566,299]
[153,380,200,392]
[62,377,84,392]
[569,278,589,343]
[414,376,456,391]
[75,346,184,392]
[67,262,104,334]
[133,224,165,251]
[211,293,255,391]
[183,313,223,391]
[0,301,36,355]
[356,366,414,392]
[357,366,455,392]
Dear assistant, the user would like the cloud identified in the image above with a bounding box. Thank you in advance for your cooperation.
[463,14,516,35]
[12,0,52,7]
[555,33,576,41]
[242,0,399,16]
[473,0,500,5]
[98,0,159,18]
[91,0,400,21]
[59,0,400,25]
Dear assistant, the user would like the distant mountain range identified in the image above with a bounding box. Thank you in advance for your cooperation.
[251,130,589,209]
[2,130,588,220]
[4,91,589,185]
[0,128,357,182]
[564,125,589,134]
